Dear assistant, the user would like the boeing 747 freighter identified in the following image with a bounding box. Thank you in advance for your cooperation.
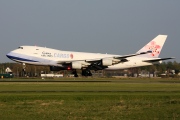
[6,35,174,77]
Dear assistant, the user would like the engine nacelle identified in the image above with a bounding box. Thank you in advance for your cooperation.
[72,62,82,69]
[153,60,162,64]
[102,59,113,66]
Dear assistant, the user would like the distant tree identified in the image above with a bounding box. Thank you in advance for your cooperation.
[1,61,180,77]
[173,61,180,71]
[156,62,166,73]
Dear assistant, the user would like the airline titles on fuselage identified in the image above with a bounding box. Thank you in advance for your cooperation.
[41,51,53,57]
[41,51,73,59]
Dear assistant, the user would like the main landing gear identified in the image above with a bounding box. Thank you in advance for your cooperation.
[72,69,92,77]
[82,69,92,77]
[72,70,78,77]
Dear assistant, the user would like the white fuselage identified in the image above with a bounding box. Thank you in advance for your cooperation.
[6,46,156,70]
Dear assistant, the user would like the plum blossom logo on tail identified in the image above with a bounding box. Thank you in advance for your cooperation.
[146,41,161,57]
[70,54,74,59]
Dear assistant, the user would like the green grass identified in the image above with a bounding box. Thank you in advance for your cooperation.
[0,78,180,120]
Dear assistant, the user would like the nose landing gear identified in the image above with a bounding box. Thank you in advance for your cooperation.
[22,63,26,76]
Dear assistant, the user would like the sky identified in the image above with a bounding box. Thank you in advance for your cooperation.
[0,0,180,62]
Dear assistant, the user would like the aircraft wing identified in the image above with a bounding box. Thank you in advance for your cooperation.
[57,51,152,64]
[143,57,175,62]
[57,51,152,70]
[86,51,152,70]
[84,51,152,63]
[113,51,152,59]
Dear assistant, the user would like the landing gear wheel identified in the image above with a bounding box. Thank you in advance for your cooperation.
[72,70,78,77]
[82,69,92,76]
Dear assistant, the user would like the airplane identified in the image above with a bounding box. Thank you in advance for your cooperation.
[6,35,174,77]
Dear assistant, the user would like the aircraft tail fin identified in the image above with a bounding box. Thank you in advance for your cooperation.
[136,35,167,58]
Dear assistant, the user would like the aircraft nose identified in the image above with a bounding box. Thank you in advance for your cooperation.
[6,52,13,59]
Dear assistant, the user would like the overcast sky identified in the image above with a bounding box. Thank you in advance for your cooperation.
[0,0,180,62]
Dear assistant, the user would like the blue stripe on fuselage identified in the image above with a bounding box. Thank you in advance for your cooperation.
[6,55,38,62]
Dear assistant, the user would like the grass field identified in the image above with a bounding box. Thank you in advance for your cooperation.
[0,78,180,120]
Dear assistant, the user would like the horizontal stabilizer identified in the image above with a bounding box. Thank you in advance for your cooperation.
[143,57,175,62]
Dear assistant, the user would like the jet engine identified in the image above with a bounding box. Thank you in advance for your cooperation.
[72,62,82,69]
[101,59,113,66]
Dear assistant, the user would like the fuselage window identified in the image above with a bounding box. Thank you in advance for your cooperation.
[18,47,23,49]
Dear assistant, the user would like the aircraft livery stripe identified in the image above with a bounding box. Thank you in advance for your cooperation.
[6,55,39,62]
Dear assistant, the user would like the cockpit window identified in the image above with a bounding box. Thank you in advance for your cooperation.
[18,47,23,49]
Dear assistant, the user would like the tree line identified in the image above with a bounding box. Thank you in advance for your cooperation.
[0,61,180,77]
